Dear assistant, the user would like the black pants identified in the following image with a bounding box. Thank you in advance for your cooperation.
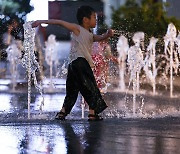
[62,57,108,114]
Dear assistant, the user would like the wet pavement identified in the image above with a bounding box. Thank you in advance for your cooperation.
[0,117,180,154]
[0,78,179,154]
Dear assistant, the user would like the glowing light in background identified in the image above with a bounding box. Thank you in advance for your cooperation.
[26,0,48,27]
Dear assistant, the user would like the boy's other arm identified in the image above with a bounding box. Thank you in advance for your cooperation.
[93,29,114,42]
[32,19,80,36]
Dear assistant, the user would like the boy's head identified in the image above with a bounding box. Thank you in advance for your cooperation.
[76,5,96,28]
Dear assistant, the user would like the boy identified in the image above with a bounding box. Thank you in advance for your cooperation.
[32,5,114,121]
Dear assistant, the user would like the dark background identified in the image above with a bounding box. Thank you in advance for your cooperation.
[47,0,104,40]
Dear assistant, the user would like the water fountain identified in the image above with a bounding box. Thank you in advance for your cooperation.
[0,5,180,152]
[106,25,180,118]
[43,34,69,93]
[44,34,59,92]
[0,24,180,154]
[1,21,179,121]
[6,41,22,91]
[127,44,144,115]
[122,32,144,116]
[144,37,158,95]
[131,32,145,93]
[117,35,129,91]
[22,21,44,119]
[164,23,179,97]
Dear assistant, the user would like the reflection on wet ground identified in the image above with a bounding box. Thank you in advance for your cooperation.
[0,79,180,153]
[0,118,179,154]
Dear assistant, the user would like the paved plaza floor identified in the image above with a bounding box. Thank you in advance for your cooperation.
[0,117,180,154]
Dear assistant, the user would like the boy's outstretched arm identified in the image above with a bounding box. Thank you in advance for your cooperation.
[32,19,80,36]
[93,29,114,42]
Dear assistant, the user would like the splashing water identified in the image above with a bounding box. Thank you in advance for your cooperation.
[126,32,144,116]
[22,21,44,119]
[45,34,58,90]
[109,26,180,118]
[132,32,145,50]
[61,63,68,75]
[164,23,179,97]
[117,35,129,91]
[6,42,22,91]
[144,37,158,95]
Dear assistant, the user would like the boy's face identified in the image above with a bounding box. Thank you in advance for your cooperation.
[90,12,97,28]
[84,12,97,28]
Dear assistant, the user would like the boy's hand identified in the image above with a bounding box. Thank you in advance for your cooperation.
[107,29,114,37]
[31,20,41,28]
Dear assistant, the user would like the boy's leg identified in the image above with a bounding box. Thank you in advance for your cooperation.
[73,58,108,114]
[59,64,79,115]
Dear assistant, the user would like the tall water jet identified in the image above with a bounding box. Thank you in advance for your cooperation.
[144,37,158,95]
[127,44,144,116]
[117,35,129,91]
[44,34,59,92]
[6,42,22,91]
[132,32,145,93]
[22,21,44,119]
[164,23,179,97]
[126,32,144,116]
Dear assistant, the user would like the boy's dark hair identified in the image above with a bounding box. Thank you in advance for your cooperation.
[76,5,95,25]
